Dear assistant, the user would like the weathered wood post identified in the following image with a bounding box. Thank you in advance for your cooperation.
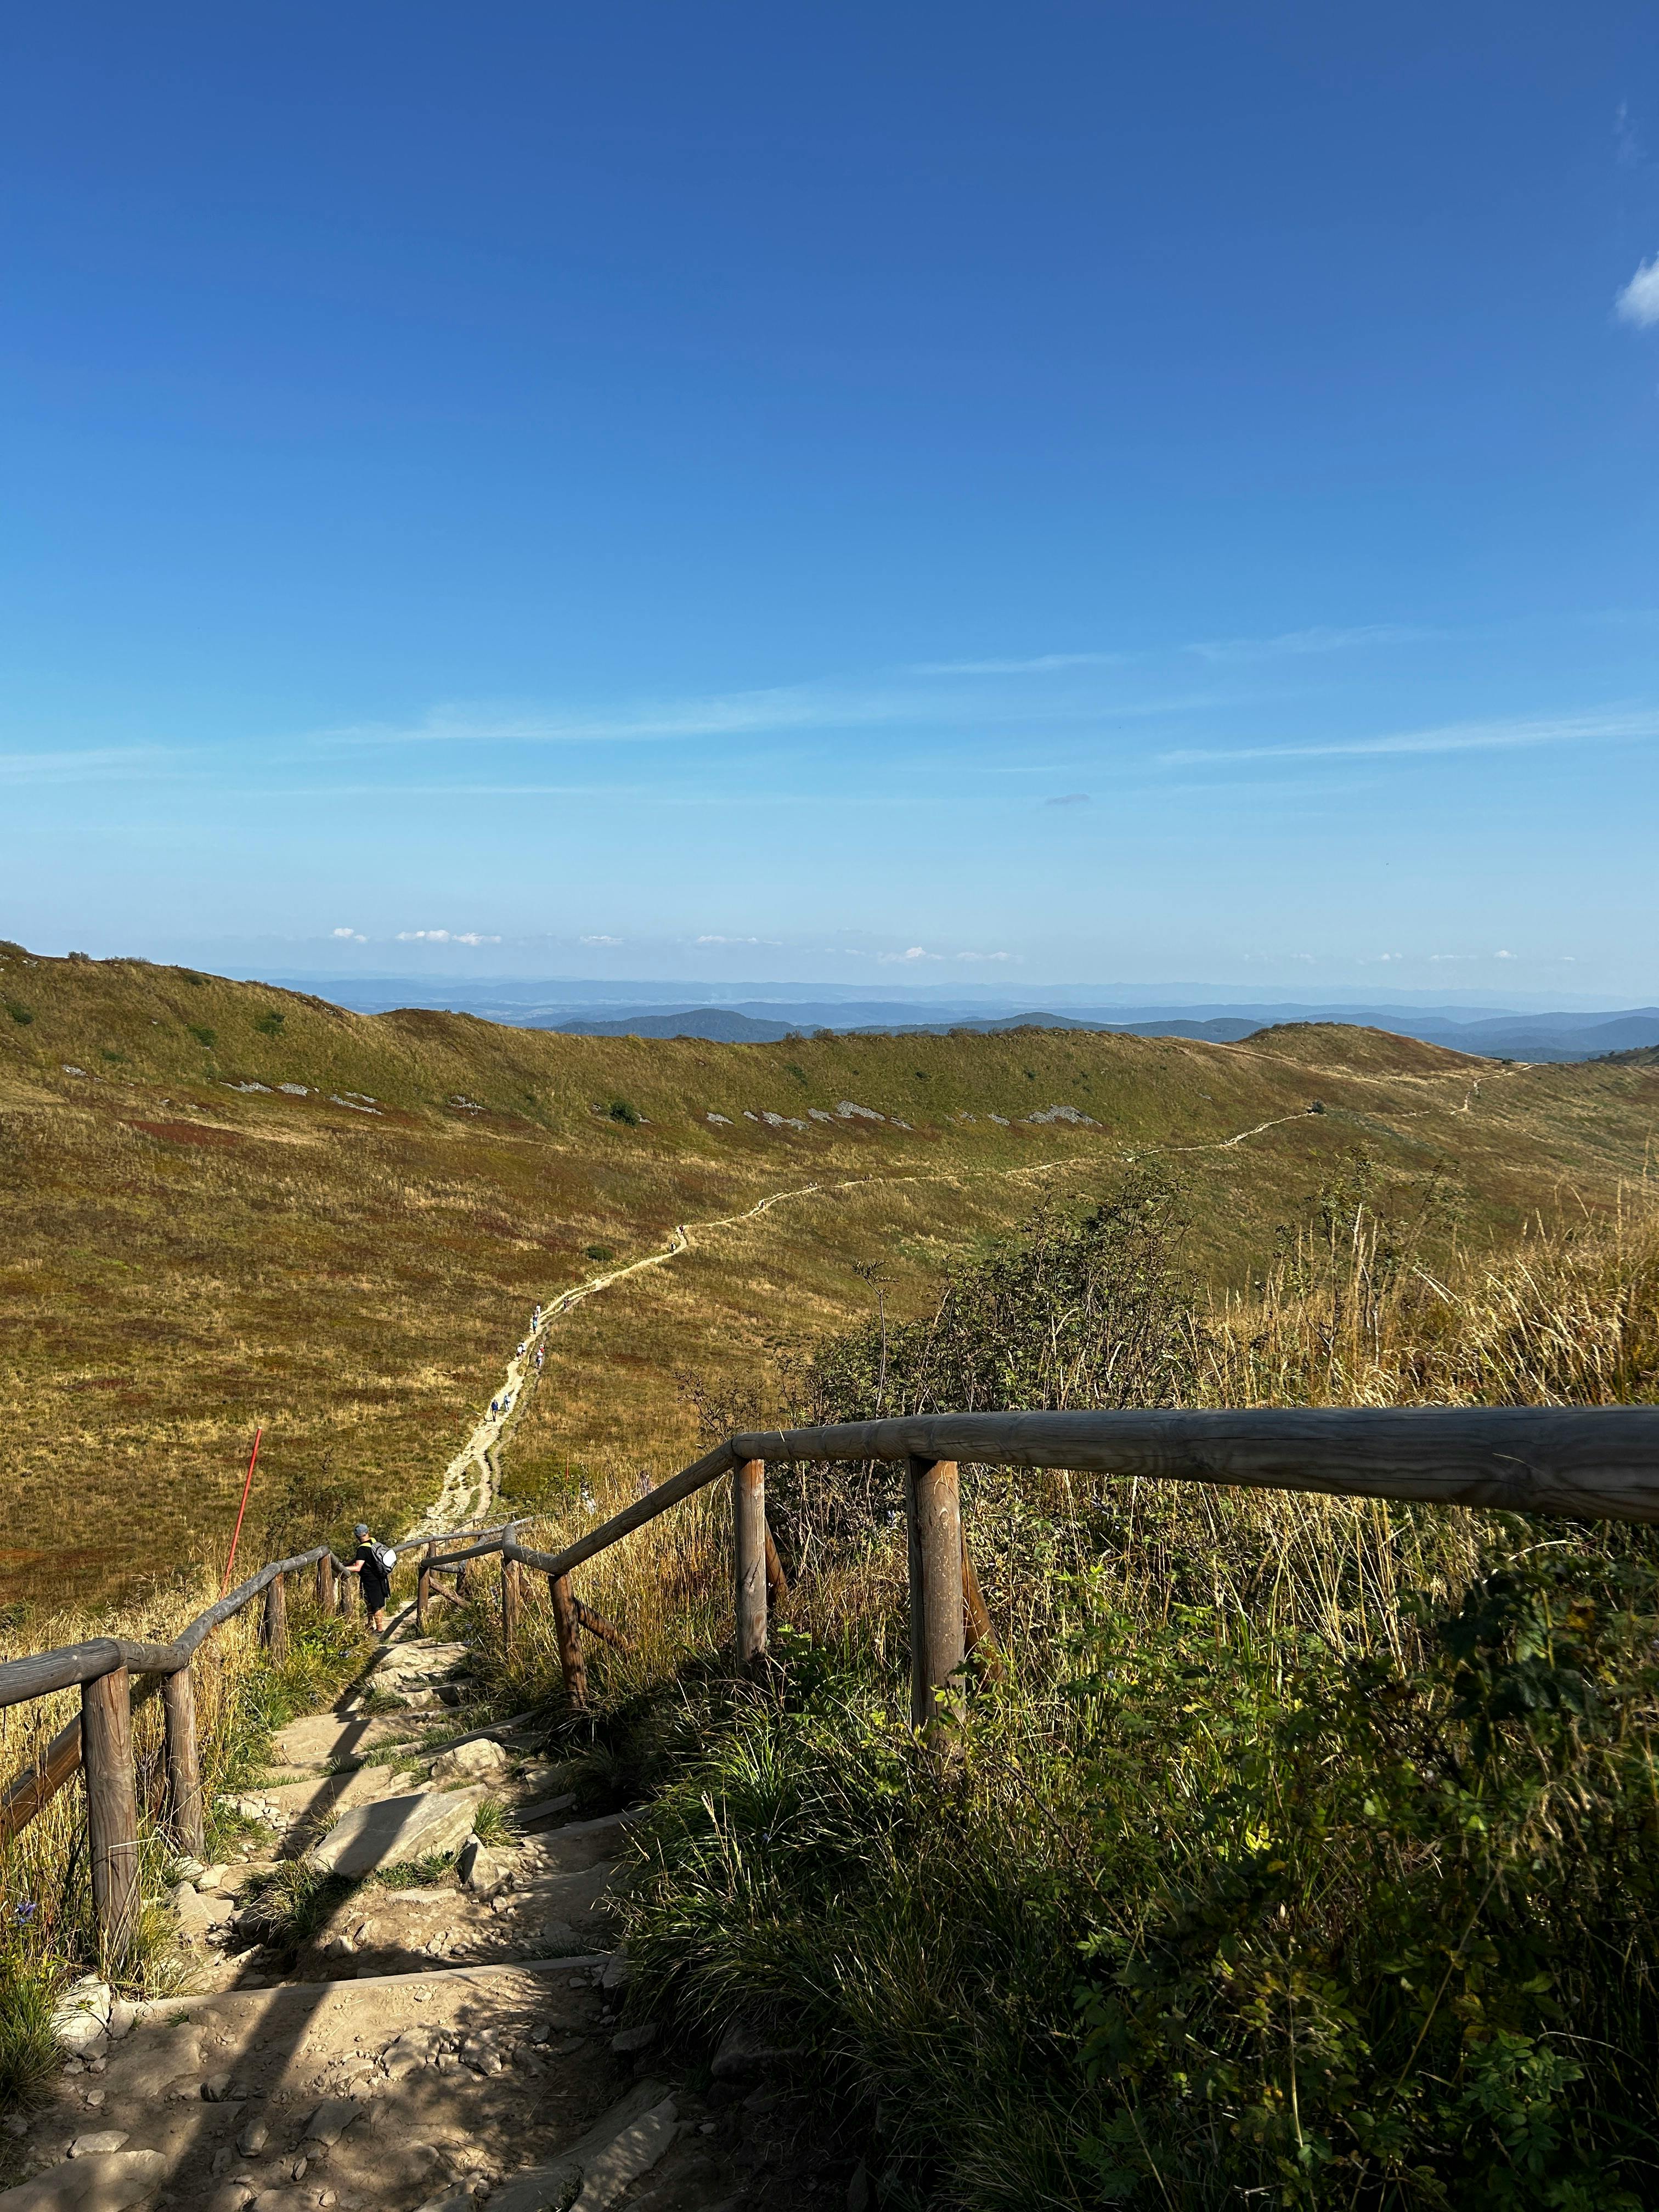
[82,1665,139,1962]
[733,1456,768,1669]
[262,1572,288,1662]
[764,1522,790,1607]
[501,1554,522,1652]
[905,1457,966,1735]
[549,1575,588,1709]
[315,1549,334,1613]
[161,1663,205,1857]
[961,1526,994,1655]
[416,1542,433,1634]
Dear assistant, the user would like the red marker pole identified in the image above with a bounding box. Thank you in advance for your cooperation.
[220,1425,264,1596]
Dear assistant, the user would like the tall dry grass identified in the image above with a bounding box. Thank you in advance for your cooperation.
[469,1177,1659,2210]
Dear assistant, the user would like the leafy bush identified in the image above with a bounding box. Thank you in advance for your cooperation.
[187,1024,216,1050]
[585,1244,617,1263]
[624,1178,1659,2208]
[4,1003,31,1026]
[254,1010,285,1037]
[628,1535,1659,2208]
[608,1099,641,1126]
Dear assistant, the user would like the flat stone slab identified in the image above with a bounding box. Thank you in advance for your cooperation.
[0,2151,167,2212]
[490,2083,675,2212]
[520,1813,631,1872]
[309,1786,487,1877]
[250,1762,418,1831]
[270,1713,410,1771]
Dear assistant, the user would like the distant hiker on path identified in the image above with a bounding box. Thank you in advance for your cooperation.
[343,1522,394,1633]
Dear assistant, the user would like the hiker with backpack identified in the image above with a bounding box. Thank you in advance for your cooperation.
[343,1522,397,1633]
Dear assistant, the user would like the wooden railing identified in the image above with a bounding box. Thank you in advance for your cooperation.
[417,1403,1659,1736]
[5,1406,1658,1962]
[0,1543,354,1961]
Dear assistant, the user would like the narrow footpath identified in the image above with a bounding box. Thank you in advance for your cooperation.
[10,1633,830,2212]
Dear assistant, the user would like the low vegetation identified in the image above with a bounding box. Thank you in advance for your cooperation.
[469,1167,1659,2209]
[5,940,1657,1607]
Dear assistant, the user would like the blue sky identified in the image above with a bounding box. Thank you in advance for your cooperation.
[5,2,1658,997]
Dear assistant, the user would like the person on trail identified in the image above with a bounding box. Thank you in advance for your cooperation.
[343,1522,394,1633]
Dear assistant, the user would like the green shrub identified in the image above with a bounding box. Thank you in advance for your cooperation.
[585,1244,616,1263]
[471,1796,511,1847]
[608,1099,641,1126]
[4,1003,31,1026]
[187,1024,217,1050]
[0,1955,58,2110]
[254,1011,285,1038]
[627,1537,1659,2208]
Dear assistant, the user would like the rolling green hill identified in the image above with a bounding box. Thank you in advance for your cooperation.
[3,939,1655,1605]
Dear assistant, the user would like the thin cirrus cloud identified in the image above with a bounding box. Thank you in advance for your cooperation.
[906,652,1125,675]
[1046,792,1091,806]
[326,686,924,748]
[321,669,1192,753]
[1158,707,1659,766]
[1183,623,1432,664]
[0,744,181,785]
[1615,255,1659,328]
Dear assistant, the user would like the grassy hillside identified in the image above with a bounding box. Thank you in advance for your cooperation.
[2,940,1655,1605]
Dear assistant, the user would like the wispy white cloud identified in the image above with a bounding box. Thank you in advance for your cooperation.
[0,746,181,786]
[580,933,622,946]
[865,945,1015,964]
[329,686,914,748]
[1046,792,1091,806]
[331,926,366,943]
[696,934,781,946]
[1184,624,1431,664]
[1616,254,1659,328]
[1159,708,1659,767]
[394,928,501,945]
[907,652,1124,676]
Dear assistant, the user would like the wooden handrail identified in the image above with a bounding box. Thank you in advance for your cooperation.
[506,1442,736,1580]
[728,1407,1659,1522]
[8,1403,1659,1962]
[0,1545,338,1712]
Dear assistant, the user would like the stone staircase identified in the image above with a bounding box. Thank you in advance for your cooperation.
[3,1630,831,2212]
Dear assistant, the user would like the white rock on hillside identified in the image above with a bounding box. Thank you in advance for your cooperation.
[430,1737,507,1780]
[309,1787,487,1877]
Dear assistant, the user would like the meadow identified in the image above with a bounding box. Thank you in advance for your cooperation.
[2,939,1655,1606]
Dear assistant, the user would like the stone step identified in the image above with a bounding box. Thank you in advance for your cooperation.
[308,1787,488,1878]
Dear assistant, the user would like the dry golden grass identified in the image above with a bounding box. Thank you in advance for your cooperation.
[3,939,1655,1609]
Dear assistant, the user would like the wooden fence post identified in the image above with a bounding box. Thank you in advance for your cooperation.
[161,1664,205,1857]
[549,1575,588,1709]
[417,1543,433,1634]
[315,1551,334,1613]
[764,1521,790,1607]
[906,1457,966,1735]
[502,1557,522,1651]
[733,1457,768,1669]
[263,1572,287,1662]
[82,1665,139,1963]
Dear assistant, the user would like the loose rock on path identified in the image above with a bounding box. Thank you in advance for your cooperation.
[3,1632,840,2212]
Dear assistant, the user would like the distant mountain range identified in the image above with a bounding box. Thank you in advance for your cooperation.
[272,979,1659,1063]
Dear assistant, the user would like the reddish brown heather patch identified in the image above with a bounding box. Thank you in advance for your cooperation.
[126,1118,244,1148]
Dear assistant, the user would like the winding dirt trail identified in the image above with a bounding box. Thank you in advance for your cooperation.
[414,1070,1491,1535]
